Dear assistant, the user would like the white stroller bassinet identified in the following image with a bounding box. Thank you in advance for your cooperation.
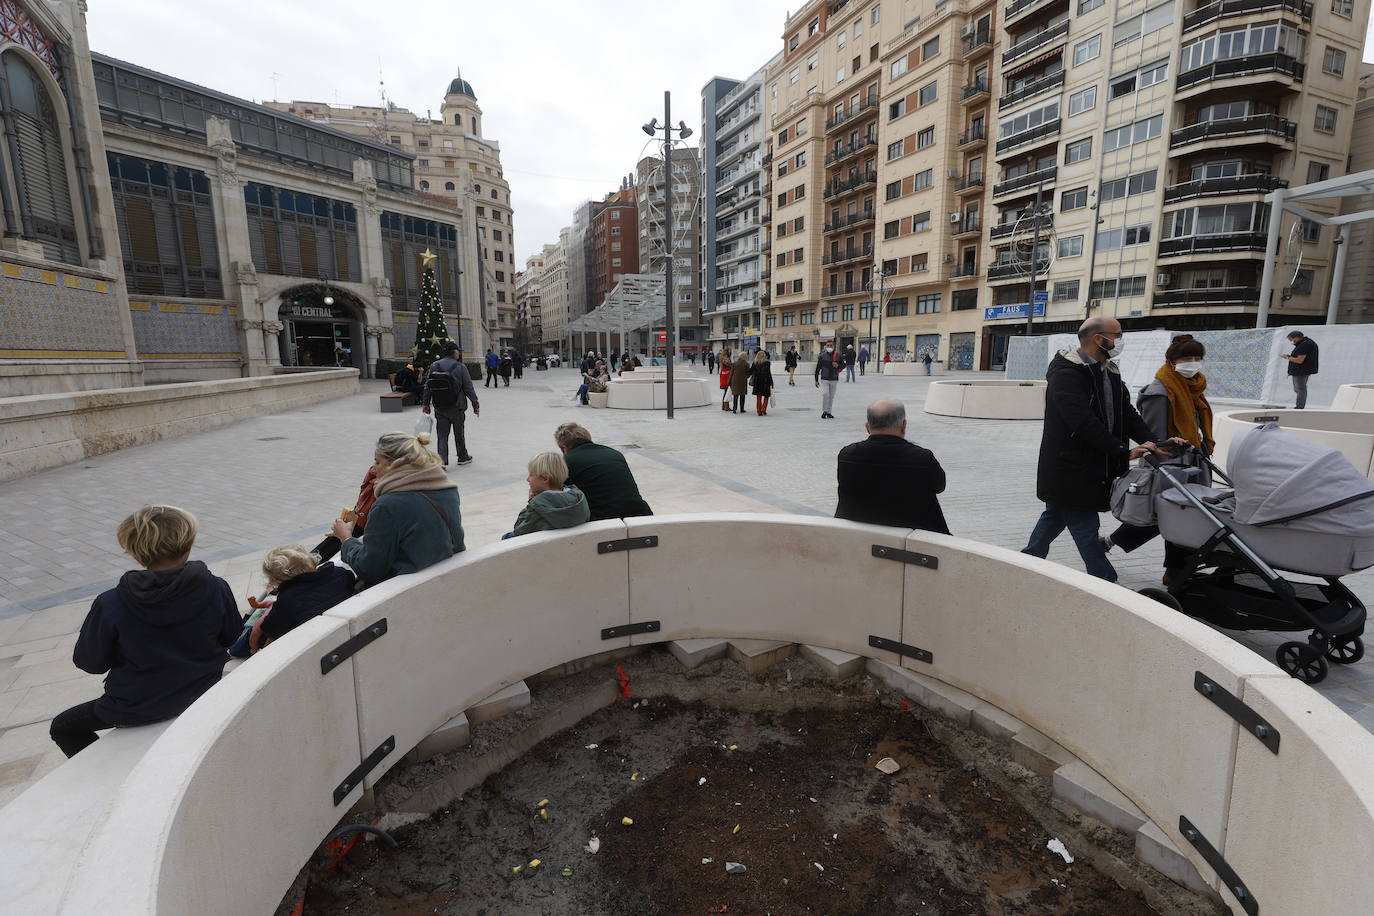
[1155,424,1374,578]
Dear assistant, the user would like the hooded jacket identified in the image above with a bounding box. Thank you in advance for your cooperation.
[73,561,241,726]
[512,485,592,535]
[258,565,357,642]
[1037,348,1158,511]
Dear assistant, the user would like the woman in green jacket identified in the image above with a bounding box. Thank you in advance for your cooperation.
[333,431,463,585]
[506,451,590,537]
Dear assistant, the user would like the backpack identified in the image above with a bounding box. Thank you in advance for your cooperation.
[425,363,459,408]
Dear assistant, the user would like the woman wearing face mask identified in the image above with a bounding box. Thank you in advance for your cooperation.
[1103,334,1213,583]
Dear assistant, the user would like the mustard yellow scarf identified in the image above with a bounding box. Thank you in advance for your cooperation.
[1155,365,1214,454]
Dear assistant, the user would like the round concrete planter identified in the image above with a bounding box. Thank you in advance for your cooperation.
[586,390,609,409]
[883,362,943,377]
[1330,384,1374,412]
[924,379,1046,420]
[5,516,1373,915]
[605,376,713,409]
[1213,409,1374,479]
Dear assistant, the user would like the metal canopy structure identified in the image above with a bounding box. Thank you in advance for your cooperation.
[564,273,667,356]
[1259,167,1374,326]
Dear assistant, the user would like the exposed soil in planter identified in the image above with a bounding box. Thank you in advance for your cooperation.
[301,656,1220,915]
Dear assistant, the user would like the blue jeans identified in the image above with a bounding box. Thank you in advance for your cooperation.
[1022,504,1117,582]
[845,365,855,382]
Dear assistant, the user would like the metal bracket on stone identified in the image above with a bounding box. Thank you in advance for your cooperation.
[871,545,938,569]
[598,536,658,554]
[602,620,660,640]
[1194,671,1280,754]
[320,619,388,676]
[334,736,395,806]
[869,634,933,664]
[1179,815,1258,915]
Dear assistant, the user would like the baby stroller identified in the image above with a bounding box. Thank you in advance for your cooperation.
[1137,424,1372,684]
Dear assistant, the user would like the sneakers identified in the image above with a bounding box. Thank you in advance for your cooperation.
[456,456,473,465]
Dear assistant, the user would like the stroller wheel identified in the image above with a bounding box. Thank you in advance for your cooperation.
[1277,641,1329,684]
[1138,587,1182,612]
[1324,635,1365,665]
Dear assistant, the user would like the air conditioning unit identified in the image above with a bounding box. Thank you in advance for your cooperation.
[947,168,961,179]
[960,23,975,37]
[950,212,962,223]
[943,253,955,263]
[1088,299,1101,311]
[1156,273,1170,286]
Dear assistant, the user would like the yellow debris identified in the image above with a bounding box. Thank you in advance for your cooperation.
[537,798,550,808]
[529,859,541,868]
[512,865,523,874]
[622,817,634,826]
[539,808,550,821]
[631,772,640,781]
[732,824,741,834]
[728,745,739,751]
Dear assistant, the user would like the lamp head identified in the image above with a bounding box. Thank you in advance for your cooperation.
[323,294,335,306]
[678,121,693,138]
[642,119,659,136]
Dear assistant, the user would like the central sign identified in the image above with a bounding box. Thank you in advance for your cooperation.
[983,302,1046,321]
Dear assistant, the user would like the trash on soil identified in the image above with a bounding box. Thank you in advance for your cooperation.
[1047,838,1074,864]
[725,862,747,874]
[808,797,817,803]
[814,862,825,872]
[511,865,523,875]
[585,743,599,750]
[561,866,574,878]
[528,859,541,868]
[699,777,707,786]
[732,824,741,834]
[728,744,738,751]
[539,808,550,821]
[536,798,550,808]
[621,817,634,826]
[900,699,911,711]
[584,837,601,854]
[875,757,901,775]
[702,857,714,864]
[631,771,640,780]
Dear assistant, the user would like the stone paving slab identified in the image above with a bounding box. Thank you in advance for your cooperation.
[1,367,1373,807]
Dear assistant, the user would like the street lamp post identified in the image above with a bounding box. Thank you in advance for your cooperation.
[1024,180,1047,340]
[643,96,692,419]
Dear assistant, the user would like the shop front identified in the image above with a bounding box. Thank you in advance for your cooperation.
[277,287,367,372]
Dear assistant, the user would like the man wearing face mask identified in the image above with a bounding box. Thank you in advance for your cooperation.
[1022,317,1166,582]
[814,341,843,419]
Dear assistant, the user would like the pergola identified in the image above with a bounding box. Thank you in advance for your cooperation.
[563,273,668,357]
[1258,167,1374,326]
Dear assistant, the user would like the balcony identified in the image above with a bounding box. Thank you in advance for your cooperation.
[1177,53,1304,91]
[825,93,880,131]
[991,213,1052,238]
[1163,173,1287,203]
[1153,286,1261,307]
[995,118,1061,155]
[1168,114,1296,150]
[1002,20,1069,66]
[952,262,981,278]
[824,136,878,167]
[988,257,1050,281]
[822,244,875,266]
[961,79,990,103]
[822,282,865,299]
[999,69,1065,111]
[958,125,988,147]
[962,30,993,57]
[761,153,773,166]
[823,170,878,199]
[1184,0,1311,32]
[955,174,986,192]
[1157,232,1268,257]
[953,217,983,237]
[1006,0,1066,22]
[823,208,876,232]
[993,166,1057,198]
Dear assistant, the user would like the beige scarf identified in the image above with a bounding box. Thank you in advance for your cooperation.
[374,463,457,497]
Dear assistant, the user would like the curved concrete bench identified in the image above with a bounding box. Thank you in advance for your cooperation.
[1214,409,1374,478]
[924,379,1046,419]
[606,376,714,409]
[884,361,943,376]
[1330,384,1374,412]
[3,515,1373,915]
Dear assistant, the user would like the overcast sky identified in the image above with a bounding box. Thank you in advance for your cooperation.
[88,1,1374,268]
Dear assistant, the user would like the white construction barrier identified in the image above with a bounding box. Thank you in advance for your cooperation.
[1214,409,1374,478]
[4,515,1374,915]
[924,379,1046,419]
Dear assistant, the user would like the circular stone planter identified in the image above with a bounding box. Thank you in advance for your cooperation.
[924,379,1046,420]
[586,390,609,409]
[605,375,713,409]
[1330,384,1374,412]
[1213,409,1374,479]
[883,362,943,377]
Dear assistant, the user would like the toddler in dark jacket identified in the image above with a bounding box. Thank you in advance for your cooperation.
[51,506,241,757]
[234,544,356,656]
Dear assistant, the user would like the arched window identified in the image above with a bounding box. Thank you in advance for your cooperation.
[453,113,461,126]
[419,179,430,190]
[444,181,455,191]
[2,52,78,263]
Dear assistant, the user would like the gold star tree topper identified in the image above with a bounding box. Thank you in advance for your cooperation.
[420,248,437,269]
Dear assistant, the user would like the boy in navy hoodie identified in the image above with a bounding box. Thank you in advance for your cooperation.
[50,506,241,757]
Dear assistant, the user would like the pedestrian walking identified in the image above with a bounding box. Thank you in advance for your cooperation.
[512,349,524,379]
[814,342,843,419]
[1281,330,1319,409]
[718,348,733,411]
[484,348,500,388]
[729,349,750,414]
[835,400,949,534]
[922,351,934,376]
[750,350,774,415]
[843,344,857,382]
[784,346,799,386]
[858,345,870,376]
[707,350,716,374]
[1021,318,1166,582]
[421,341,480,466]
[499,351,513,387]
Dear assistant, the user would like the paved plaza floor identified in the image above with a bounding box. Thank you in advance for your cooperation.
[2,365,1372,806]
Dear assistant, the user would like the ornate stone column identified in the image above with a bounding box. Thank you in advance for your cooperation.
[206,120,268,375]
[365,325,387,371]
[262,321,284,367]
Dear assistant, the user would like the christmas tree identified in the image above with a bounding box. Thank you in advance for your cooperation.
[411,248,450,367]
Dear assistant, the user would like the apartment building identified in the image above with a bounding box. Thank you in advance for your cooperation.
[637,150,706,354]
[1337,64,1374,323]
[537,232,571,351]
[589,186,640,311]
[760,0,1369,369]
[266,74,518,348]
[515,253,545,352]
[701,57,781,350]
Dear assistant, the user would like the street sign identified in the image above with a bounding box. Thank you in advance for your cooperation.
[983,302,1046,321]
[1032,290,1049,306]
[743,335,761,349]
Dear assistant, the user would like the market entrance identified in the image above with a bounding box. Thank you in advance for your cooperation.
[277,285,368,374]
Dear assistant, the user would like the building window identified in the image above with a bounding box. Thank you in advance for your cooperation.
[821,305,838,322]
[884,219,900,238]
[1062,187,1089,210]
[808,16,820,35]
[1068,85,1097,116]
[789,68,800,85]
[807,52,820,71]
[952,289,978,310]
[1096,222,1153,250]
[1332,0,1353,14]
[794,184,806,199]
[777,252,788,267]
[794,247,805,261]
[611,225,621,235]
[779,128,790,145]
[109,154,224,295]
[789,34,800,51]
[890,98,907,119]
[782,311,797,325]
[5,53,80,264]
[919,82,937,105]
[917,127,935,148]
[1103,114,1162,151]
[1322,47,1347,76]
[843,304,855,320]
[838,30,847,50]
[886,297,909,317]
[887,140,904,160]
[1307,161,1331,183]
[885,180,902,200]
[444,181,455,190]
[1073,35,1102,66]
[1315,105,1338,133]
[766,314,778,327]
[419,180,430,191]
[493,229,504,241]
[795,150,807,166]
[495,270,505,281]
[494,250,504,262]
[794,216,804,231]
[912,211,931,232]
[1099,169,1157,202]
[913,254,928,271]
[1080,0,1104,11]
[1301,218,1321,243]
[872,4,881,23]
[1053,280,1080,301]
[800,308,815,323]
[1065,137,1093,164]
[793,279,804,293]
[916,293,941,313]
[477,206,486,216]
[418,159,429,167]
[1111,59,1169,98]
[923,36,940,60]
[890,57,908,80]
[914,169,933,191]
[836,66,847,84]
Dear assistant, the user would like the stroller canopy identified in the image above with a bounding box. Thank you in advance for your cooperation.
[1227,423,1374,534]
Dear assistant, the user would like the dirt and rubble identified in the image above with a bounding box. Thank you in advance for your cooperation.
[296,649,1225,916]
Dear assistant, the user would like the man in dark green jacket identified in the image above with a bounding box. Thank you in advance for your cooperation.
[553,423,653,522]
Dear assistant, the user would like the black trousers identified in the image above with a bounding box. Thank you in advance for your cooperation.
[433,406,469,463]
[732,393,746,412]
[51,699,116,757]
[1110,523,1191,570]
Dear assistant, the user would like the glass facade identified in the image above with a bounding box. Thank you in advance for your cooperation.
[108,152,222,298]
[244,182,360,282]
[381,211,459,311]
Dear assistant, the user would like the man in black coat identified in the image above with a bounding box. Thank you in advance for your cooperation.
[422,341,480,466]
[1022,317,1165,581]
[835,400,949,534]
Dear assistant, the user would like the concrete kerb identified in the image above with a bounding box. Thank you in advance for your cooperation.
[7,514,1374,915]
